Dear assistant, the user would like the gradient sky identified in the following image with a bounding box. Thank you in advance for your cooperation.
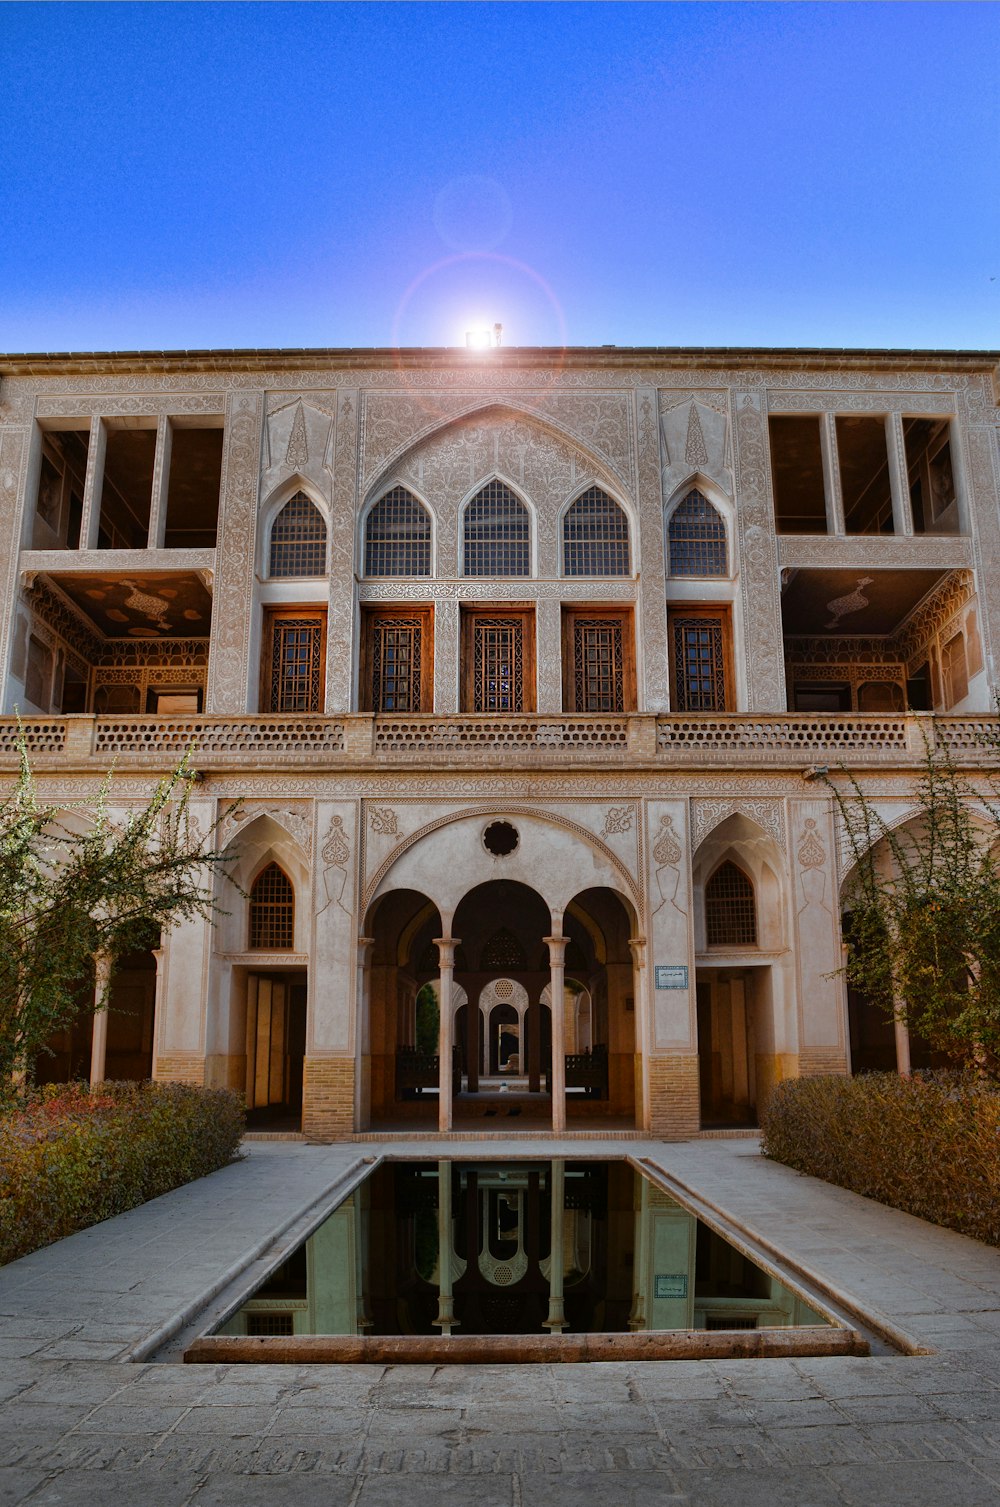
[2,2,998,353]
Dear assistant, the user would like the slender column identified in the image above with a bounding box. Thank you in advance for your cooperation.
[355,936,375,1128]
[79,415,107,550]
[528,994,541,1094]
[545,934,567,1134]
[627,937,648,1130]
[467,992,479,1095]
[820,412,845,534]
[543,1159,567,1332]
[150,946,165,1076]
[894,1007,912,1079]
[147,415,173,549]
[886,413,913,537]
[435,938,459,1133]
[432,1159,456,1335]
[89,952,113,1085]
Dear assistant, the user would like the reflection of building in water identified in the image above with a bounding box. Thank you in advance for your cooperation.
[4,344,998,1131]
[218,1161,827,1338]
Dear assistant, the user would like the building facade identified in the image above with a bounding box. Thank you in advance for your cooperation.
[1,343,998,1138]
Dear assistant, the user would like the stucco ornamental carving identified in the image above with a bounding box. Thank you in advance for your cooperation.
[285,401,309,469]
[652,814,682,866]
[368,805,399,836]
[220,802,313,857]
[797,819,826,870]
[321,814,350,866]
[601,805,634,837]
[734,393,784,711]
[691,798,786,855]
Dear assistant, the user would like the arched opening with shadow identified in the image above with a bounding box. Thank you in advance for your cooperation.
[362,888,444,1128]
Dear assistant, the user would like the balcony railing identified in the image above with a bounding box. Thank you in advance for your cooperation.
[0,712,996,768]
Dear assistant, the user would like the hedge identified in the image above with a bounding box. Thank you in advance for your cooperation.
[760,1071,1000,1247]
[0,1080,245,1266]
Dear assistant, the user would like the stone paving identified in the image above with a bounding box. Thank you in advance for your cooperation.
[2,1136,1000,1505]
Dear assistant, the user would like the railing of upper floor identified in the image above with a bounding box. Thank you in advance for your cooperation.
[1,712,998,769]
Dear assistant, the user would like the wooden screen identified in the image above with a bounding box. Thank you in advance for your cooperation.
[463,610,535,713]
[361,607,433,713]
[262,610,326,713]
[562,610,635,713]
[669,610,732,712]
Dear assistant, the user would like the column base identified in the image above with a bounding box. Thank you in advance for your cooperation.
[152,1053,206,1086]
[647,1054,700,1138]
[302,1056,356,1141]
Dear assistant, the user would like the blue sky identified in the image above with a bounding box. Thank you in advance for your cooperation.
[2,2,998,352]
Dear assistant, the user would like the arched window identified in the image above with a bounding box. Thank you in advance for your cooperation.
[563,487,631,576]
[667,489,728,577]
[364,487,431,577]
[480,928,527,970]
[249,863,294,950]
[268,492,327,578]
[463,481,530,577]
[705,861,757,946]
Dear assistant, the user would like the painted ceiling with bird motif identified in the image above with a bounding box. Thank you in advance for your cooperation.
[43,572,213,640]
[780,568,948,637]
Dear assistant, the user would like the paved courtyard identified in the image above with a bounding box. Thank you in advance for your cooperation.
[2,1136,1000,1506]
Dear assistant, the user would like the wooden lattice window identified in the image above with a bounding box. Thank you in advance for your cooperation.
[563,610,634,713]
[462,610,535,713]
[668,490,728,577]
[262,610,326,713]
[481,928,527,970]
[705,861,757,946]
[364,487,431,577]
[249,863,295,950]
[463,481,530,577]
[669,610,732,712]
[563,487,630,577]
[361,607,432,713]
[269,492,327,578]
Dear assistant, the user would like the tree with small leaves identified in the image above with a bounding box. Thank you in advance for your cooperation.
[829,738,1000,1079]
[0,745,237,1097]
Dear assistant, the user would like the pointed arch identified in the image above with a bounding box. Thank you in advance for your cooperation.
[462,478,531,578]
[666,486,728,578]
[363,485,432,577]
[248,861,295,950]
[705,860,757,947]
[268,490,328,578]
[562,485,631,577]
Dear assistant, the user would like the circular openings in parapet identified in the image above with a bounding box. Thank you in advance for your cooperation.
[483,821,519,857]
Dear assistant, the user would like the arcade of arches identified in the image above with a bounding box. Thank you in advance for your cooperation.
[362,880,637,1130]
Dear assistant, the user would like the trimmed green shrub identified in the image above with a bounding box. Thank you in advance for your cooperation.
[0,1081,245,1266]
[760,1072,1000,1247]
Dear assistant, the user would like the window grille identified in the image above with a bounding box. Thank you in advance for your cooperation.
[249,863,294,950]
[246,1312,295,1336]
[563,487,630,576]
[463,481,530,577]
[473,618,523,712]
[269,492,327,578]
[268,617,324,712]
[364,486,431,576]
[671,616,728,711]
[705,861,757,946]
[574,619,625,713]
[705,1316,758,1331]
[481,928,527,970]
[370,617,422,713]
[668,490,728,577]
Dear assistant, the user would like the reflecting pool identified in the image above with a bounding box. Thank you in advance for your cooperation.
[217,1160,831,1339]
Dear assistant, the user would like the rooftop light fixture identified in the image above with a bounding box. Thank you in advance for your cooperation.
[465,322,503,349]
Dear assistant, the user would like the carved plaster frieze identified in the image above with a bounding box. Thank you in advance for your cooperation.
[357,578,637,602]
[320,813,350,866]
[261,398,336,497]
[33,394,227,419]
[691,797,787,854]
[777,535,972,570]
[732,392,785,710]
[206,391,263,713]
[766,389,959,415]
[796,818,826,869]
[219,800,314,857]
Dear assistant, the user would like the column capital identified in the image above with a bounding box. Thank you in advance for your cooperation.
[543,935,567,964]
[628,936,647,966]
[434,937,461,968]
